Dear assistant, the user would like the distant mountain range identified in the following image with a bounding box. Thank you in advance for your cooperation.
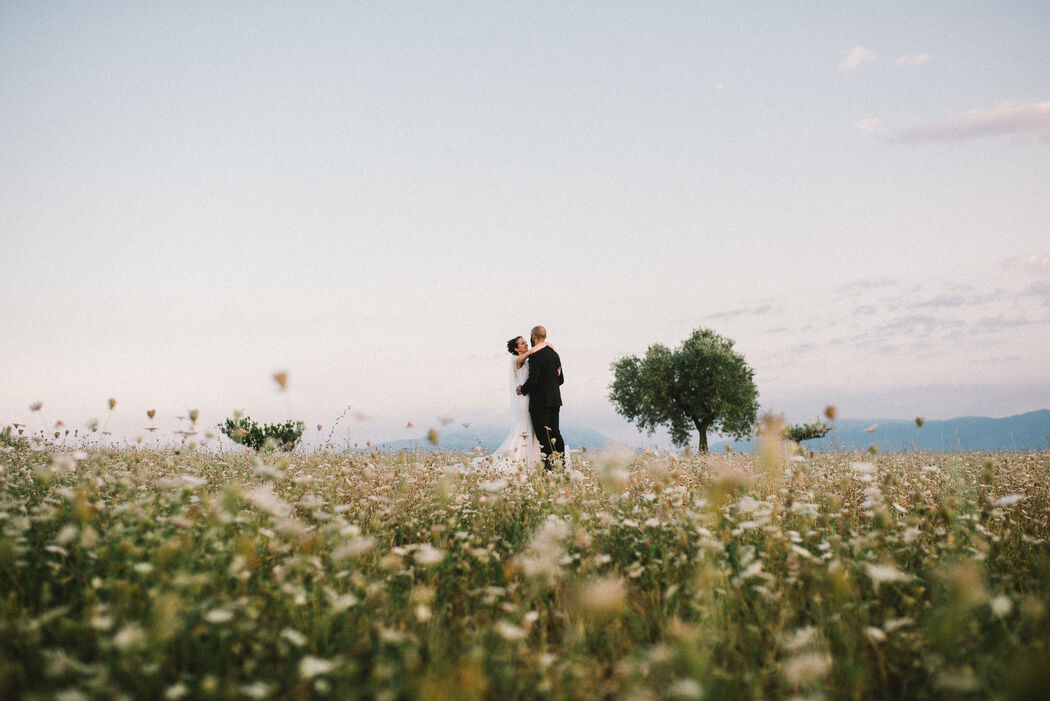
[711,410,1050,453]
[363,410,1050,454]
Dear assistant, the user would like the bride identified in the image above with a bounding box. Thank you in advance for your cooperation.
[492,335,549,467]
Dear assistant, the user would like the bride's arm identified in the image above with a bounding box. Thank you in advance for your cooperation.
[515,341,551,369]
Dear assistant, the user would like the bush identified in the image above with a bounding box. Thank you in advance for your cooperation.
[218,416,304,451]
[782,420,831,444]
[0,425,25,448]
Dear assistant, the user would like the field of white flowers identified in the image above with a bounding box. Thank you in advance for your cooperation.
[2,439,1048,699]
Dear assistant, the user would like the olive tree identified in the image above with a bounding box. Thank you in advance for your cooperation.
[609,328,759,452]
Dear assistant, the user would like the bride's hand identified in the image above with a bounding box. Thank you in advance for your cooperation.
[526,341,549,356]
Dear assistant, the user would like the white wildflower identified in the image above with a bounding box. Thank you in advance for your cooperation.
[864,563,914,587]
[281,628,308,647]
[667,678,703,699]
[56,524,78,546]
[990,595,1013,618]
[329,593,359,613]
[244,485,292,518]
[112,624,146,650]
[204,608,234,624]
[865,626,887,643]
[495,620,527,641]
[782,652,832,686]
[781,626,817,652]
[740,560,764,579]
[790,544,819,561]
[164,683,190,700]
[516,516,570,579]
[331,536,376,561]
[239,681,273,699]
[479,478,508,493]
[413,544,446,567]
[299,656,337,679]
[883,617,914,632]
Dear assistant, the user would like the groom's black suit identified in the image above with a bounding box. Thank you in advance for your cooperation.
[519,346,565,469]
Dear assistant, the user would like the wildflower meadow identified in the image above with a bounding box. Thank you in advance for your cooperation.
[2,438,1048,699]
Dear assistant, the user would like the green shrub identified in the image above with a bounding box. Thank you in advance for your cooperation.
[782,419,831,443]
[218,416,304,451]
[0,425,24,448]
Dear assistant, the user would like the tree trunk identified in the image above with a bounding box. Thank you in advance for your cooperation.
[692,417,711,452]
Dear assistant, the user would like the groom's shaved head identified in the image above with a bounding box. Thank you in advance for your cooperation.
[531,326,547,340]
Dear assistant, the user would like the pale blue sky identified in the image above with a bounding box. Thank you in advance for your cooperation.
[3,2,1048,446]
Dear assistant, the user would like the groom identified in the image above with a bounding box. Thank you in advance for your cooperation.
[516,325,565,470]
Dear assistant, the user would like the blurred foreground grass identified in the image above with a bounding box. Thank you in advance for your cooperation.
[2,442,1048,699]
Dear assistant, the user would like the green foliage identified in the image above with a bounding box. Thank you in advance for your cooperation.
[0,425,20,448]
[609,328,759,451]
[218,415,304,451]
[783,420,831,444]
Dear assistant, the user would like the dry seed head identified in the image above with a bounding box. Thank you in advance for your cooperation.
[758,412,786,476]
[147,409,156,420]
[575,576,627,613]
[824,405,837,420]
[273,371,288,389]
[30,402,43,411]
[108,398,116,410]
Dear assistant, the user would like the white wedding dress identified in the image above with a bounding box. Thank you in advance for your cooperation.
[492,355,542,468]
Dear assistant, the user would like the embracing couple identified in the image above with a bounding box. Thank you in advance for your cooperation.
[493,326,565,470]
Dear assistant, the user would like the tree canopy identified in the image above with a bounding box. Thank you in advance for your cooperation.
[609,328,759,452]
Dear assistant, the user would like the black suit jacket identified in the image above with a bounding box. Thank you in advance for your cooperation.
[520,346,564,409]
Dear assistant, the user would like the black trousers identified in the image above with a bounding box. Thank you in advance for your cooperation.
[529,406,563,469]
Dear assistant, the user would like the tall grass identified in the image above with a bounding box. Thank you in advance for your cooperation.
[2,440,1048,699]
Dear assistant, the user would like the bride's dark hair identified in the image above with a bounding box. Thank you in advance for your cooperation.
[506,336,523,355]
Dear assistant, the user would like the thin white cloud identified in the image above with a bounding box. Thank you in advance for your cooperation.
[855,117,881,136]
[833,276,899,296]
[709,305,774,320]
[894,101,1050,142]
[895,53,932,67]
[839,46,876,71]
